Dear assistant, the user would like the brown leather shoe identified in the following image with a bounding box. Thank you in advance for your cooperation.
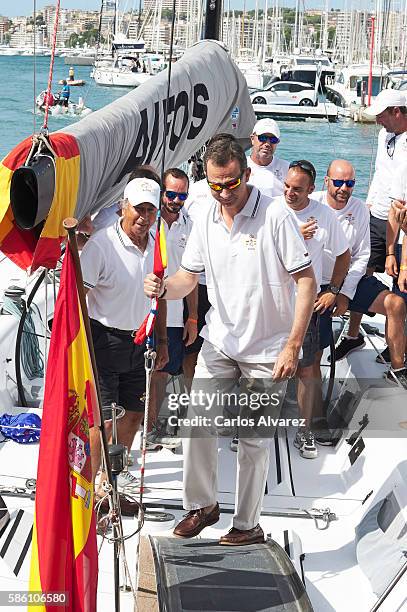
[173,503,220,537]
[219,524,265,546]
[95,493,141,517]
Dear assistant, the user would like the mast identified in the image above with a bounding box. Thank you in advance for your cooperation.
[368,16,375,105]
[203,0,223,39]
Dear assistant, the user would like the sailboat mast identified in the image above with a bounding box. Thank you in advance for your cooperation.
[204,0,223,39]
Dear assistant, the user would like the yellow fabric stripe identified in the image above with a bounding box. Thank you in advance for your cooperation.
[28,521,46,612]
[160,224,167,269]
[0,164,13,226]
[40,154,80,239]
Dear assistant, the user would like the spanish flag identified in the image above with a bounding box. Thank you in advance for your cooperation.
[134,216,167,345]
[0,134,80,271]
[29,243,98,611]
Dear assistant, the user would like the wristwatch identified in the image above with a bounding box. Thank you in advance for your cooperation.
[327,284,340,295]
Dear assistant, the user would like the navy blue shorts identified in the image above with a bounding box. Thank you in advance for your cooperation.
[368,214,387,272]
[184,283,211,355]
[318,276,388,350]
[160,327,185,375]
[299,313,320,367]
[392,244,407,304]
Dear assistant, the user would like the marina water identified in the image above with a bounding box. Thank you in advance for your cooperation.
[0,55,378,199]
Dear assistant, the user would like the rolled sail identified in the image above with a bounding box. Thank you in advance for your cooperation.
[0,40,255,272]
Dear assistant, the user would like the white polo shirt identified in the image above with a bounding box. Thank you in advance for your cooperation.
[161,211,192,327]
[368,128,407,220]
[91,202,121,231]
[81,219,154,330]
[280,196,349,292]
[183,179,213,286]
[313,191,370,299]
[248,155,289,197]
[180,187,312,362]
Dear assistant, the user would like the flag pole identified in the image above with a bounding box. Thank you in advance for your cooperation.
[63,217,116,492]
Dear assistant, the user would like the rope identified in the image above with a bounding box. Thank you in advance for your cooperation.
[2,297,44,380]
[42,0,61,131]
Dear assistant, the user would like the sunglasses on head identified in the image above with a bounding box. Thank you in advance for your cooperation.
[387,135,396,159]
[328,177,356,188]
[207,172,244,192]
[257,134,280,144]
[165,190,188,201]
[289,160,316,183]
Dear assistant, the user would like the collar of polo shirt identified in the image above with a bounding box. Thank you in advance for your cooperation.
[213,187,261,221]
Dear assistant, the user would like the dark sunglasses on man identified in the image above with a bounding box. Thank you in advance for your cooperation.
[207,172,244,192]
[328,177,356,188]
[165,190,189,201]
[257,134,280,144]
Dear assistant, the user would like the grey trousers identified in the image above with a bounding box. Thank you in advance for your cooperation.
[182,340,287,531]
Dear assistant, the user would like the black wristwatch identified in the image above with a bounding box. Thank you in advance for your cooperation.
[327,284,340,295]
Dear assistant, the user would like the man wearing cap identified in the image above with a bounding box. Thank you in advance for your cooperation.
[248,118,289,197]
[336,90,407,362]
[144,137,317,545]
[80,177,169,497]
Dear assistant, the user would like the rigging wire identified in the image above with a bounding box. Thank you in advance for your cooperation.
[33,0,37,133]
[42,0,61,131]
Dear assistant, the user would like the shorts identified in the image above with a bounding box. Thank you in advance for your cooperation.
[368,214,387,272]
[90,319,146,414]
[184,283,211,355]
[299,313,320,367]
[318,276,388,350]
[392,244,407,304]
[159,327,185,375]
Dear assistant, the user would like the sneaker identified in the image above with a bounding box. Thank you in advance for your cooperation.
[116,470,141,494]
[230,437,239,452]
[375,346,391,364]
[334,334,365,361]
[385,368,407,390]
[294,429,318,459]
[313,418,341,446]
[145,421,181,450]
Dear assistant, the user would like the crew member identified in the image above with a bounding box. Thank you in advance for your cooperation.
[248,118,289,196]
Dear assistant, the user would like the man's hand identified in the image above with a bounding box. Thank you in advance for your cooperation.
[300,219,318,241]
[272,343,300,381]
[155,344,169,370]
[398,269,407,293]
[314,291,336,314]
[392,199,407,225]
[183,319,198,346]
[332,293,349,316]
[385,254,398,278]
[144,273,163,298]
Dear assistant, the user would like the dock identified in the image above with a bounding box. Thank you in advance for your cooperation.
[253,101,338,122]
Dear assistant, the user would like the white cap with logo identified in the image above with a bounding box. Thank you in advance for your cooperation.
[123,178,160,209]
[364,89,407,116]
[252,118,281,139]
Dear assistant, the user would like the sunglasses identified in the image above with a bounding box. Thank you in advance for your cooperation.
[165,190,188,201]
[258,134,280,144]
[207,172,244,192]
[387,135,396,159]
[289,160,316,182]
[328,177,356,188]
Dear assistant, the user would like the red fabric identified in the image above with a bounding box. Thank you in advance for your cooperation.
[34,245,98,611]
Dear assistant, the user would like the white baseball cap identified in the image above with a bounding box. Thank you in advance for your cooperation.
[364,89,407,116]
[123,178,160,208]
[252,118,280,139]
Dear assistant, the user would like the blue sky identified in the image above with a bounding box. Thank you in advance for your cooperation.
[3,1,374,19]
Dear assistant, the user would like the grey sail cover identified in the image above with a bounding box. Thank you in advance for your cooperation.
[61,40,256,220]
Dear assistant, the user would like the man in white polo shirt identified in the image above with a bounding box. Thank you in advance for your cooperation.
[248,118,289,197]
[81,178,169,496]
[145,137,316,545]
[313,159,407,413]
[338,89,407,362]
[280,160,350,458]
[147,168,198,450]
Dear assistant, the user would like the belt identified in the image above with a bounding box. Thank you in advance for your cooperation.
[90,319,137,337]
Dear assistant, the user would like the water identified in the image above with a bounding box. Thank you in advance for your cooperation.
[0,55,379,200]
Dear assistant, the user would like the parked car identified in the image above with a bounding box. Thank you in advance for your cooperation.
[250,81,318,106]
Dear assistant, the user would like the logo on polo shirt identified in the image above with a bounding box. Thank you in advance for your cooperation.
[273,169,283,181]
[178,234,187,248]
[345,212,355,225]
[244,234,257,250]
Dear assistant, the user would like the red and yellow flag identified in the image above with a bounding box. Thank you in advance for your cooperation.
[29,243,98,611]
[0,133,80,271]
[134,218,167,344]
